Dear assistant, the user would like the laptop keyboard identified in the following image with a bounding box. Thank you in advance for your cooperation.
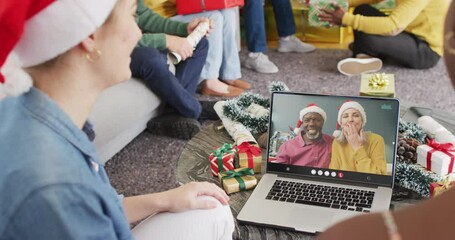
[266,180,374,212]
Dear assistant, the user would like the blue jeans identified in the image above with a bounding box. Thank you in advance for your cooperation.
[171,8,242,81]
[244,0,296,53]
[130,38,209,119]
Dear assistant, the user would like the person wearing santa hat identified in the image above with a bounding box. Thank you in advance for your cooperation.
[275,103,333,167]
[330,100,387,174]
[0,0,233,239]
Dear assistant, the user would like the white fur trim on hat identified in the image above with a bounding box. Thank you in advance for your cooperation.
[293,103,327,134]
[336,101,367,134]
[0,0,116,97]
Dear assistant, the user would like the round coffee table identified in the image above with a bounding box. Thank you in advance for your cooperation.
[176,104,432,239]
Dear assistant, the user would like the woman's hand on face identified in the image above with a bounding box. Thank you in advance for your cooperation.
[318,2,345,26]
[343,123,363,150]
[187,17,213,37]
[163,182,230,213]
[166,35,193,61]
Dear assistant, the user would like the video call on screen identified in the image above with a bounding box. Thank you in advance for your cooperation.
[267,92,400,176]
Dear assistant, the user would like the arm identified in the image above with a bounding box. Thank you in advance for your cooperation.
[5,185,121,239]
[123,182,229,223]
[342,0,430,36]
[319,187,455,240]
[136,0,188,49]
[352,134,387,174]
[275,142,291,164]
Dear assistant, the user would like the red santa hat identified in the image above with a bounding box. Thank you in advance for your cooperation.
[0,0,116,98]
[333,100,367,137]
[293,103,327,134]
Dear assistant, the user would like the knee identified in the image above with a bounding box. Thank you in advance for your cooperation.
[196,38,209,54]
[132,47,166,67]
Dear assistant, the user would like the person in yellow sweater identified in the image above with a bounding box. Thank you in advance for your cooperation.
[319,0,450,76]
[330,100,387,174]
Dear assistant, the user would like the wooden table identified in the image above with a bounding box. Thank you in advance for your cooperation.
[176,121,424,239]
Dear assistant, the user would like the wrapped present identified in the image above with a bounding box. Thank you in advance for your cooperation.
[308,0,349,27]
[430,176,455,197]
[209,143,236,177]
[417,139,455,176]
[218,168,257,194]
[360,73,396,98]
[237,142,262,173]
[176,0,244,15]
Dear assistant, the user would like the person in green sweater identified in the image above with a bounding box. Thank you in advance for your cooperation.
[131,0,216,140]
[318,0,450,76]
[330,100,387,175]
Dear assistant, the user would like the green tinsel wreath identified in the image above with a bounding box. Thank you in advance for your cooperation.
[223,92,270,134]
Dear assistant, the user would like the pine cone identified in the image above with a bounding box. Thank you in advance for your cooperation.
[396,138,418,164]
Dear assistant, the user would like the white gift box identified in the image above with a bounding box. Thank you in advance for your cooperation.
[417,144,455,176]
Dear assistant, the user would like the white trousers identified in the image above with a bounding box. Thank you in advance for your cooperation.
[132,196,235,240]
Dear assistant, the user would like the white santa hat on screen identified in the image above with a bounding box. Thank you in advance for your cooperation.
[333,100,367,137]
[293,103,327,134]
[0,0,116,98]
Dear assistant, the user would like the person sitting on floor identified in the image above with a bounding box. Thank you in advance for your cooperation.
[148,0,250,97]
[242,0,316,74]
[0,0,234,239]
[318,0,450,76]
[131,0,218,140]
[319,4,455,237]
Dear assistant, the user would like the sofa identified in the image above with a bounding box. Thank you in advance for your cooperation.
[89,78,162,164]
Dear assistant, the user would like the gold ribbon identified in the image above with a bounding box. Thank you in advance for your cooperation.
[368,73,389,89]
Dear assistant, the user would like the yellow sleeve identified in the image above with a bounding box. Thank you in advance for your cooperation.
[352,134,387,174]
[329,141,341,170]
[343,0,430,35]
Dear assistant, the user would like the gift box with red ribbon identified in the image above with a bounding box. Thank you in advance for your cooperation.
[176,0,244,15]
[218,168,257,194]
[209,143,236,177]
[417,139,455,176]
[236,142,262,173]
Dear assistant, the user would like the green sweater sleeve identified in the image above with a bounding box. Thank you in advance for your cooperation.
[136,0,189,50]
[343,0,429,36]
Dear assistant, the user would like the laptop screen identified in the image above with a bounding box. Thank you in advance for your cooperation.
[266,92,400,187]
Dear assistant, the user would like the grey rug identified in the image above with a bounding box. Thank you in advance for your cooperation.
[106,48,455,196]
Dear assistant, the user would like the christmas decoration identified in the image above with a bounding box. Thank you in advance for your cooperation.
[398,118,427,144]
[417,116,455,145]
[395,162,443,198]
[416,139,455,176]
[360,73,395,98]
[218,168,257,194]
[308,0,349,27]
[237,142,262,173]
[396,138,419,164]
[208,143,236,177]
[430,176,455,197]
[222,92,270,135]
[269,81,290,92]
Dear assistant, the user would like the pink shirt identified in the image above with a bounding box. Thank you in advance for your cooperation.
[275,133,334,168]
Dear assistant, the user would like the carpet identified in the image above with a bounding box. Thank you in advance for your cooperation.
[106,48,455,197]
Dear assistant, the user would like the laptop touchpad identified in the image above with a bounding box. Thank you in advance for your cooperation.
[289,207,334,232]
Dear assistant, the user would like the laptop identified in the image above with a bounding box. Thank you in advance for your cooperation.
[237,91,400,234]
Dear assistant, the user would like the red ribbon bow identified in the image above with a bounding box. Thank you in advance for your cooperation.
[426,139,455,173]
[237,142,261,169]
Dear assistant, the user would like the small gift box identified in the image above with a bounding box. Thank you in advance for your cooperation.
[176,0,244,15]
[209,143,236,177]
[218,168,257,194]
[417,140,455,176]
[360,73,396,98]
[237,142,262,173]
[308,0,349,27]
[430,180,455,197]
